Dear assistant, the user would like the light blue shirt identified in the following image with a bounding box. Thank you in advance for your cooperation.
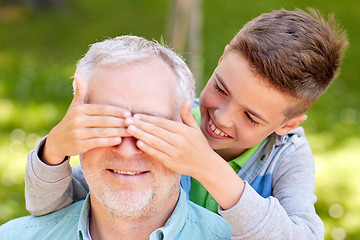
[0,188,231,240]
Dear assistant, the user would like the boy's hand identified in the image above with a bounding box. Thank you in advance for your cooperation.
[126,99,245,210]
[125,100,219,178]
[41,74,132,165]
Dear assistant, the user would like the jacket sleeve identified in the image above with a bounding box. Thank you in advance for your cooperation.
[219,141,325,240]
[25,136,89,216]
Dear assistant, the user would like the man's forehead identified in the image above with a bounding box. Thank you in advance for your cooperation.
[88,91,176,120]
[87,60,179,119]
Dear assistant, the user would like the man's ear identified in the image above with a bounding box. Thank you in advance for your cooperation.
[275,114,307,136]
[218,44,230,64]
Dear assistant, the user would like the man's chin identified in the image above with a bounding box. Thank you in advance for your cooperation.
[100,188,156,219]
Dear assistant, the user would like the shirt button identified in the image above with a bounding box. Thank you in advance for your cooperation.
[156,230,164,239]
[208,199,216,207]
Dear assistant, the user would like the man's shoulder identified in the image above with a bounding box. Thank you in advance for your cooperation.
[0,200,85,239]
[167,188,231,239]
[185,201,231,239]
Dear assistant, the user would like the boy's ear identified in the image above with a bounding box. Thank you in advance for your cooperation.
[218,44,230,64]
[275,114,307,136]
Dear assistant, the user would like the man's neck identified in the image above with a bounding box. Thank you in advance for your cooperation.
[88,190,180,240]
[90,215,156,240]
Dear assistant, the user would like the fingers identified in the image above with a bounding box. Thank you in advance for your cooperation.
[81,104,131,118]
[71,73,88,107]
[126,116,185,147]
[127,124,175,153]
[64,128,128,157]
[67,105,131,134]
[66,104,131,131]
[132,100,199,131]
[136,140,171,164]
[79,136,123,152]
[77,127,131,139]
[93,137,122,147]
[83,116,127,128]
[131,114,182,133]
[180,99,198,128]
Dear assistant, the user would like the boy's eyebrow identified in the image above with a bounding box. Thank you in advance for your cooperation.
[215,73,230,93]
[216,72,270,125]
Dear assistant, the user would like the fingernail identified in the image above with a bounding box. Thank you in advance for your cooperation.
[137,140,144,147]
[133,114,140,120]
[125,117,134,124]
[124,111,131,117]
[128,125,137,132]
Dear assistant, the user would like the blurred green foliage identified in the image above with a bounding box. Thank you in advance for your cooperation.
[0,0,359,239]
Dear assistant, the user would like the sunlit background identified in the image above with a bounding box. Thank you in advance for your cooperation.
[0,0,359,239]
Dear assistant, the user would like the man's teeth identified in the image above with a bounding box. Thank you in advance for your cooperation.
[209,119,228,137]
[113,170,142,175]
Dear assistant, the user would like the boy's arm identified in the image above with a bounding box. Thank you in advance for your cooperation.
[25,74,130,216]
[125,104,324,238]
[219,142,324,240]
[25,136,88,216]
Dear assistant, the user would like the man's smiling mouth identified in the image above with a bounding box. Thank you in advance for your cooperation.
[110,169,148,176]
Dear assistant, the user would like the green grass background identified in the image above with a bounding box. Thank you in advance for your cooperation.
[0,1,359,239]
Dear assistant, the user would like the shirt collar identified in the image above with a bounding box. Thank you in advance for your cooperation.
[229,140,263,171]
[78,194,91,240]
[150,187,189,240]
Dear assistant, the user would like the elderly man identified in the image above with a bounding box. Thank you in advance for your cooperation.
[0,36,231,240]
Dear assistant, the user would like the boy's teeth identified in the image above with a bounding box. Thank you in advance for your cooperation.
[209,119,228,137]
[113,170,141,175]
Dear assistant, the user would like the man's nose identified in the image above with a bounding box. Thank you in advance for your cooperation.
[111,137,142,158]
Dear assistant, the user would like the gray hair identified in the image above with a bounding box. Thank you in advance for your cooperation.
[75,35,195,108]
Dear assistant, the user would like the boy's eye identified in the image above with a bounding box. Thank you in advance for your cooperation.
[245,112,259,126]
[214,81,226,94]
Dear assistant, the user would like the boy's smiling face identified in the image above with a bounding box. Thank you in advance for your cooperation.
[199,50,306,160]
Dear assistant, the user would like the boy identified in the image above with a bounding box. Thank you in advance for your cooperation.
[25,8,348,239]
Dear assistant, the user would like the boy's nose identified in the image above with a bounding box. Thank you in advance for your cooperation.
[112,137,142,158]
[214,105,234,129]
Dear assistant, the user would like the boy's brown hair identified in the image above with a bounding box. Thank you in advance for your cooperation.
[228,8,348,119]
